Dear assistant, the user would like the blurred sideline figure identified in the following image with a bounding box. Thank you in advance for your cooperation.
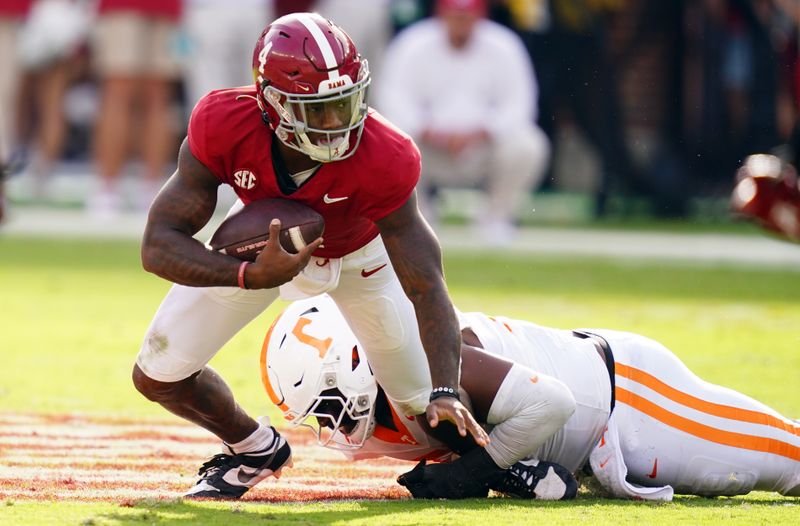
[312,0,392,80]
[15,0,89,201]
[89,0,182,216]
[375,0,550,245]
[182,0,273,110]
[0,0,32,222]
[263,295,800,500]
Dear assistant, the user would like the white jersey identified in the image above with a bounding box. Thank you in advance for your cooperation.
[343,311,612,471]
[458,312,612,472]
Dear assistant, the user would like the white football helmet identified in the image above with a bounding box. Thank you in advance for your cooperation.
[260,295,378,449]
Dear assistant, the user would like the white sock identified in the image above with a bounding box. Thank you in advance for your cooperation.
[223,416,275,455]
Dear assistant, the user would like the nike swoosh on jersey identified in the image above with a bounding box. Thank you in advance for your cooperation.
[323,193,349,204]
[361,264,387,278]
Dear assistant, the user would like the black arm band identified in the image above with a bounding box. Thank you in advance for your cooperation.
[429,386,460,402]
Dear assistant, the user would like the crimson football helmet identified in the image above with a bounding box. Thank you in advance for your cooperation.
[731,154,800,242]
[260,295,378,450]
[252,13,370,162]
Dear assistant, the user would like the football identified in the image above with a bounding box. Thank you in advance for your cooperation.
[208,198,325,261]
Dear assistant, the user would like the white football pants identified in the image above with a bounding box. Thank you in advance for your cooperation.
[136,235,433,416]
[593,329,800,496]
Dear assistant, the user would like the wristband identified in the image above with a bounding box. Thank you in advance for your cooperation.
[237,261,250,289]
[429,386,460,402]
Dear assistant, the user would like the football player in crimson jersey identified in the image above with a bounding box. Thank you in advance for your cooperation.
[263,296,800,501]
[134,12,487,499]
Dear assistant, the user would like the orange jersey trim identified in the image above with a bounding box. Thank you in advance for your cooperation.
[372,403,418,446]
[486,315,513,333]
[616,363,800,437]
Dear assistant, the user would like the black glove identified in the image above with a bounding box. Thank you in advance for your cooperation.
[397,448,505,499]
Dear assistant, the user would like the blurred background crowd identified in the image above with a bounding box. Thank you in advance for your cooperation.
[0,0,798,242]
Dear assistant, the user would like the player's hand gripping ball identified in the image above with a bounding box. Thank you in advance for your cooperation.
[209,198,325,261]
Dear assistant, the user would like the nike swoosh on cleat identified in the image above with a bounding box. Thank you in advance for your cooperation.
[360,264,387,278]
[236,466,263,484]
[323,193,349,204]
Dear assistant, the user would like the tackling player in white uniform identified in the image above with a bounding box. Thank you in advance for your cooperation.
[261,295,800,500]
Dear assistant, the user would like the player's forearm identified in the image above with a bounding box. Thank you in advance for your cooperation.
[413,288,462,389]
[140,150,240,287]
[378,195,462,389]
[388,244,461,388]
[141,227,240,287]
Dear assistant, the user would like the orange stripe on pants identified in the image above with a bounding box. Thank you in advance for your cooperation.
[616,386,800,462]
[616,363,800,437]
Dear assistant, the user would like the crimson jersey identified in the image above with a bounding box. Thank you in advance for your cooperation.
[97,0,181,19]
[187,86,421,259]
[0,0,31,17]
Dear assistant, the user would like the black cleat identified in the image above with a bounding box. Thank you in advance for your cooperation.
[184,427,292,499]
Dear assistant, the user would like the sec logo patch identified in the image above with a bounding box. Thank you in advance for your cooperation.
[233,170,257,190]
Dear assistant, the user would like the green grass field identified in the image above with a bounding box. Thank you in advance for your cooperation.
[1,236,798,525]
